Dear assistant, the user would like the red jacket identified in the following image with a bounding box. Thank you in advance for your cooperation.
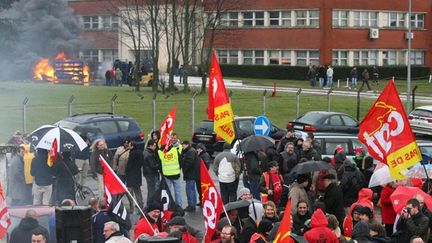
[304,209,338,243]
[380,185,396,224]
[134,215,160,240]
[182,231,199,243]
[343,188,375,237]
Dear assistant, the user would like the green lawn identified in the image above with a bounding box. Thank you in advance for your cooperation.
[0,81,429,143]
[232,77,432,95]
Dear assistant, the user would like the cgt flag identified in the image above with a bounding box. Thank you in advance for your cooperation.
[159,107,177,150]
[208,51,235,144]
[47,138,58,167]
[274,199,294,243]
[200,159,224,243]
[0,181,11,240]
[358,80,422,179]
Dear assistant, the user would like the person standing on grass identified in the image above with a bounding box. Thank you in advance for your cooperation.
[350,66,358,89]
[361,68,372,91]
[372,65,379,84]
[326,65,334,88]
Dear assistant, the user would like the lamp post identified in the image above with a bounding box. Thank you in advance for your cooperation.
[406,0,412,112]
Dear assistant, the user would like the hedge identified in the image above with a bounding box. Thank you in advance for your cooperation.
[220,65,431,81]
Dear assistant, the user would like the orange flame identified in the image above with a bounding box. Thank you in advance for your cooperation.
[33,51,90,85]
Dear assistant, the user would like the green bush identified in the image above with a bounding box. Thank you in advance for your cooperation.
[220,64,431,81]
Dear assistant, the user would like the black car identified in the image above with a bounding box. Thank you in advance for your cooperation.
[55,113,145,152]
[287,111,359,134]
[192,116,286,155]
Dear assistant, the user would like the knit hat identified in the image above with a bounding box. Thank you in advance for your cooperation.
[146,202,163,213]
[238,187,251,197]
[268,161,278,168]
[168,216,186,226]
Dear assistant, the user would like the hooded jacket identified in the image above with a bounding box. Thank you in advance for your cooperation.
[340,162,365,207]
[9,217,49,243]
[343,188,375,237]
[351,221,373,243]
[304,209,338,243]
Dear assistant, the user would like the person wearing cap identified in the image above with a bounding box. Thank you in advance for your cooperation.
[238,187,252,201]
[134,202,163,239]
[259,161,283,205]
[166,216,199,243]
[288,174,310,214]
[321,173,345,228]
[214,142,242,204]
[276,128,296,154]
[181,140,200,212]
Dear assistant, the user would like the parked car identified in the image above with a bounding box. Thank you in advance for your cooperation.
[192,116,286,155]
[409,106,432,136]
[287,111,359,134]
[55,113,145,152]
[304,132,366,159]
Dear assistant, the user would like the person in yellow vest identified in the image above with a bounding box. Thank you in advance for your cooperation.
[158,133,183,207]
[21,139,35,205]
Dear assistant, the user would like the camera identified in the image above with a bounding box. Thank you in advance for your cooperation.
[403,207,412,214]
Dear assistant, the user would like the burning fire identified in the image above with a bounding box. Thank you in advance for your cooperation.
[33,52,90,85]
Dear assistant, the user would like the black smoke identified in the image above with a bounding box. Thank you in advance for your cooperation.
[0,0,81,80]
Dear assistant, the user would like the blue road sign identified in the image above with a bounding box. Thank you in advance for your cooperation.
[254,115,271,136]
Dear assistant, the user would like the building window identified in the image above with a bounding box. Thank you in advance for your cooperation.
[332,10,348,27]
[353,11,377,27]
[281,51,291,65]
[81,49,99,62]
[268,50,291,65]
[242,50,264,65]
[295,10,319,27]
[296,50,319,66]
[382,51,398,65]
[83,16,99,29]
[410,13,425,29]
[217,50,238,64]
[102,49,118,62]
[382,12,405,28]
[220,12,238,27]
[332,50,348,66]
[353,50,377,65]
[102,16,118,30]
[410,51,424,65]
[269,11,291,27]
[243,11,264,27]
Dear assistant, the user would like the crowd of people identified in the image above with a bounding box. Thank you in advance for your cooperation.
[5,128,432,243]
[307,63,380,92]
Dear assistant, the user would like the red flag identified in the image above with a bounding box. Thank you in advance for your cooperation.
[158,107,177,149]
[358,80,422,179]
[207,51,235,144]
[274,199,294,243]
[0,181,11,239]
[47,138,58,167]
[200,160,224,243]
[99,155,131,227]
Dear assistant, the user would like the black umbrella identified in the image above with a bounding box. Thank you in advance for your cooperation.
[239,135,275,153]
[290,160,331,175]
[223,200,251,219]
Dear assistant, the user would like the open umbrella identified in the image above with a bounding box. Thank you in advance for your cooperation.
[289,160,331,175]
[224,200,251,219]
[30,125,87,152]
[368,165,397,188]
[405,163,432,179]
[239,135,275,153]
[390,186,432,214]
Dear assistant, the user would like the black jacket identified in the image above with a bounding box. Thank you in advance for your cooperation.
[292,212,311,235]
[299,148,321,161]
[54,156,79,203]
[244,152,262,181]
[9,217,49,243]
[30,150,54,186]
[181,146,200,180]
[279,151,298,175]
[239,217,258,243]
[142,148,160,176]
[90,148,113,175]
[198,150,211,170]
[394,211,430,243]
[352,221,373,243]
[126,147,144,187]
[324,183,345,225]
[340,162,365,207]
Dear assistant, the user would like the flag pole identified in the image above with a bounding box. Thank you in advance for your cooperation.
[99,155,157,235]
[221,205,232,226]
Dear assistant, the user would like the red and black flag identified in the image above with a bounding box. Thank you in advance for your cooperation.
[99,155,130,227]
[150,177,182,224]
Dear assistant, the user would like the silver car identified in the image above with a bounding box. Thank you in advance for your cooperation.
[409,106,432,136]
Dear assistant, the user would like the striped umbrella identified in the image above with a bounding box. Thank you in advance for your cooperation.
[30,125,87,152]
